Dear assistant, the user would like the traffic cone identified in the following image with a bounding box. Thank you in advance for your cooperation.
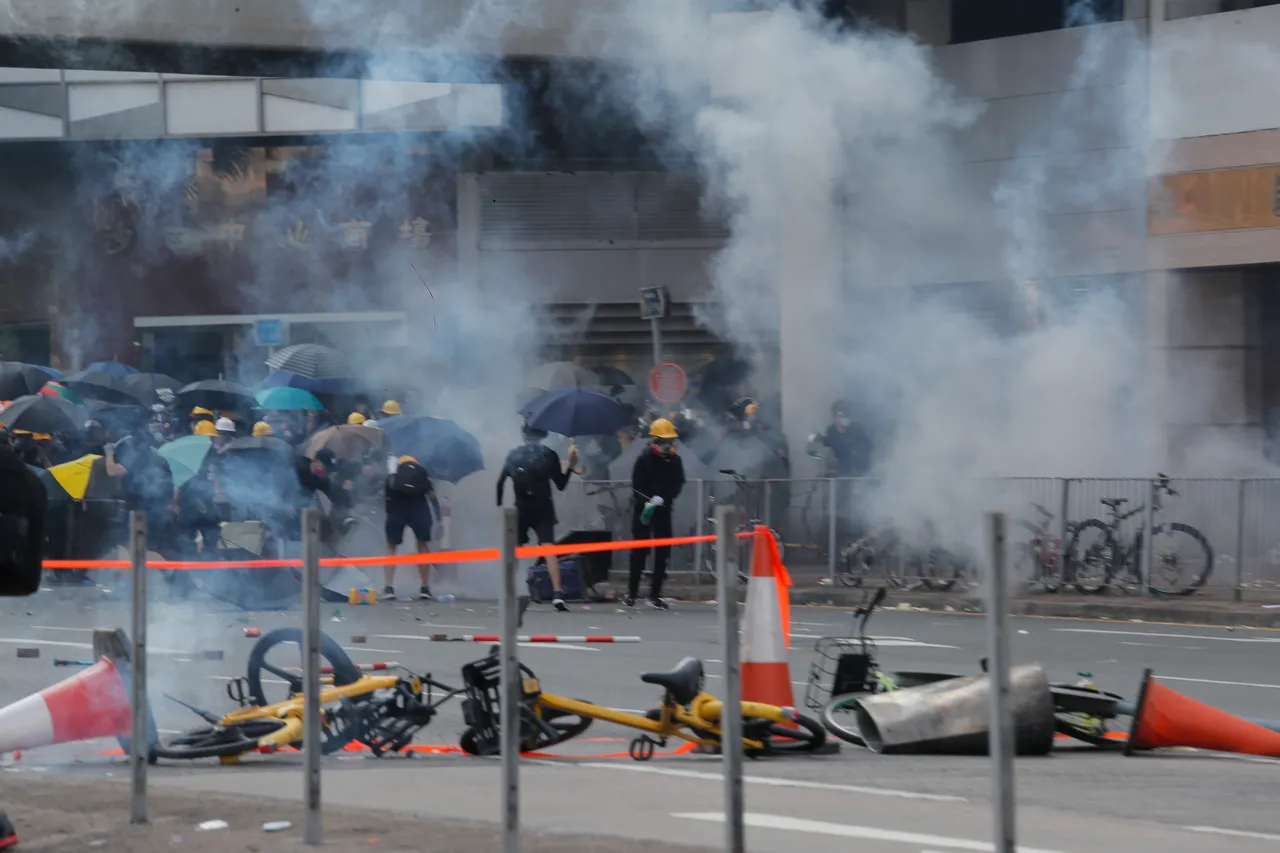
[0,657,133,754]
[1126,669,1280,758]
[740,526,793,709]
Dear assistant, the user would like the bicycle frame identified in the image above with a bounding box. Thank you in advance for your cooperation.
[537,692,789,751]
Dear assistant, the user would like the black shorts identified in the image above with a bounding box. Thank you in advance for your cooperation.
[386,502,432,548]
[516,505,556,546]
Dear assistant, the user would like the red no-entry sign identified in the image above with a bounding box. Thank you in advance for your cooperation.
[649,362,687,404]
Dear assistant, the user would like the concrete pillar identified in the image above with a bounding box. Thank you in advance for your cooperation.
[456,173,481,292]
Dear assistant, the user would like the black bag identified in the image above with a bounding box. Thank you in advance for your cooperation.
[508,444,548,500]
[389,461,431,497]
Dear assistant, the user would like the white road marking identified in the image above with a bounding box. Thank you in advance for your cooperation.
[1183,825,1280,842]
[1054,628,1280,644]
[30,626,94,633]
[210,675,289,686]
[581,764,964,802]
[0,638,93,650]
[339,647,403,655]
[1159,676,1280,691]
[1119,642,1204,651]
[519,643,597,652]
[673,813,1064,852]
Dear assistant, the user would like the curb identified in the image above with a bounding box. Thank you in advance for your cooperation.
[661,583,1280,629]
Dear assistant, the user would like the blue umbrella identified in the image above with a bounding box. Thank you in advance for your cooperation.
[255,386,323,411]
[260,369,350,394]
[158,434,213,487]
[85,361,139,377]
[520,388,629,438]
[383,416,484,484]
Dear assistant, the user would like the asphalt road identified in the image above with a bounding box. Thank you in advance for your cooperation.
[4,586,1280,851]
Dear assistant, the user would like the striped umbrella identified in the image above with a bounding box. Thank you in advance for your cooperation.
[264,344,349,380]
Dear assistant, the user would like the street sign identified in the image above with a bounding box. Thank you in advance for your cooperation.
[649,362,687,404]
[254,318,288,348]
[639,286,668,321]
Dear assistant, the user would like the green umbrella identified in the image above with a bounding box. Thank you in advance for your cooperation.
[255,386,323,412]
[158,434,213,487]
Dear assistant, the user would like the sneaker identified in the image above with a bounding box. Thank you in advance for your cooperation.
[552,592,569,612]
[382,585,395,600]
[647,598,669,611]
[419,585,433,601]
[624,595,637,608]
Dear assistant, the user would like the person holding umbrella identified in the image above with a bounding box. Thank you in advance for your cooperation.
[496,422,579,616]
[626,418,686,610]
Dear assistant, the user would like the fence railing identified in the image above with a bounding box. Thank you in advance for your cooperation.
[43,478,1280,599]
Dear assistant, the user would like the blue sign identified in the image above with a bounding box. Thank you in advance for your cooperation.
[639,286,668,321]
[254,318,288,348]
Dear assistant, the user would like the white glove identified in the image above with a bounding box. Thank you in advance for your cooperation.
[650,495,665,508]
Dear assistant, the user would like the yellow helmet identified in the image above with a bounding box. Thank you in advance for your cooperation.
[193,421,217,437]
[190,406,214,418]
[649,418,678,440]
[347,412,367,425]
[397,455,419,466]
[251,421,274,437]
[381,400,402,416]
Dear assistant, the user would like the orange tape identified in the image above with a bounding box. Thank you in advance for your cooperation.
[1055,731,1128,741]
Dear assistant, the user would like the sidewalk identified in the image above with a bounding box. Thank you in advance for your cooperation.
[662,578,1280,628]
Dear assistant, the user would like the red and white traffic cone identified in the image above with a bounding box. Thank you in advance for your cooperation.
[0,657,132,754]
[740,526,793,709]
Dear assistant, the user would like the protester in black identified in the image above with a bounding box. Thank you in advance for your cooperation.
[496,424,578,614]
[627,419,686,609]
[0,441,46,597]
[384,455,440,601]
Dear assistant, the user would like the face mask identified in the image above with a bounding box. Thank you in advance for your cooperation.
[835,417,851,428]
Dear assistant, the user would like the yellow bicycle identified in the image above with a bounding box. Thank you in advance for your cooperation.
[156,628,461,760]
[459,649,827,760]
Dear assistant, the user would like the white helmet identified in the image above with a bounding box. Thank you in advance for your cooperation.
[215,417,236,434]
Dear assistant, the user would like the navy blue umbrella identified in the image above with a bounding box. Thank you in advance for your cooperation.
[520,387,629,438]
[383,416,484,484]
[86,361,139,377]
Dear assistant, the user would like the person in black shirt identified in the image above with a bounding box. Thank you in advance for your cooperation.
[0,441,46,597]
[810,400,873,547]
[384,455,440,601]
[496,423,578,613]
[627,418,686,609]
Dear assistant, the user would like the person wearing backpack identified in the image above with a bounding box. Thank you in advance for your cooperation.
[496,422,579,615]
[383,454,441,601]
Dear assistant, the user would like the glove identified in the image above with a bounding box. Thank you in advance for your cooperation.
[649,495,665,508]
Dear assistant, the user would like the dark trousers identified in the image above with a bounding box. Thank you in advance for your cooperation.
[629,505,673,600]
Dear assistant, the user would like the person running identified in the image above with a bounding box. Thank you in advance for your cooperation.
[627,418,686,609]
[383,454,440,601]
[496,422,578,614]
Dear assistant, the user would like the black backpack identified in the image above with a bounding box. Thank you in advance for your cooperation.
[389,461,430,497]
[509,444,548,500]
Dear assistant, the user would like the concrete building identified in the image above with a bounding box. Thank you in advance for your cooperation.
[0,0,1278,465]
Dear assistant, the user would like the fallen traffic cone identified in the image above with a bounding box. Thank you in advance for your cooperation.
[0,811,16,851]
[1126,668,1280,758]
[740,526,794,710]
[0,657,133,754]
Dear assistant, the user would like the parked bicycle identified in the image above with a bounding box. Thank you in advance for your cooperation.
[702,469,785,585]
[1065,474,1214,596]
[1015,501,1078,594]
[836,525,910,589]
[837,519,970,592]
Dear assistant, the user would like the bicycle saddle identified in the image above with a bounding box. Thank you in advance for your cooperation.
[1100,498,1127,508]
[640,656,704,706]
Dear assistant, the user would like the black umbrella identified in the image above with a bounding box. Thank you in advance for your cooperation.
[0,363,53,400]
[520,388,629,438]
[176,379,256,413]
[0,395,85,434]
[124,373,182,407]
[265,344,350,380]
[63,371,142,406]
[592,365,635,388]
[383,416,484,484]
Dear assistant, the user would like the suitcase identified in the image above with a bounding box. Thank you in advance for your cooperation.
[526,559,585,602]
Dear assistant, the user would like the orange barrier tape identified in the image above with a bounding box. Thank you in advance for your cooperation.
[39,530,754,571]
[1055,731,1128,741]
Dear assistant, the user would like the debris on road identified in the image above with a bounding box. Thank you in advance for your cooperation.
[201,650,225,661]
[350,634,367,644]
[16,648,38,659]
[244,627,262,638]
[263,821,292,832]
[197,819,229,831]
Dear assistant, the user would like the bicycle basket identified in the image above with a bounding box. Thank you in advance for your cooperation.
[459,654,542,756]
[803,636,878,713]
[362,681,437,757]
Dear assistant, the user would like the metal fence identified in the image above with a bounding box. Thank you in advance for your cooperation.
[560,476,1280,597]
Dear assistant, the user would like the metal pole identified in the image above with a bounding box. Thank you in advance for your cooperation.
[827,478,838,582]
[693,479,706,584]
[650,318,662,367]
[716,504,744,853]
[1235,479,1247,603]
[128,511,148,825]
[985,512,1014,853]
[762,480,772,529]
[301,508,322,845]
[1056,478,1070,577]
[1140,479,1156,594]
[500,507,520,853]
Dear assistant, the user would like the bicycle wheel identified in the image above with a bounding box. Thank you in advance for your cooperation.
[749,713,826,754]
[154,719,285,761]
[916,548,967,592]
[1064,519,1114,594]
[839,541,872,588]
[245,627,363,707]
[459,703,593,756]
[820,692,869,747]
[1147,523,1214,596]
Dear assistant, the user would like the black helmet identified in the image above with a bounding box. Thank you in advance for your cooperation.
[521,421,548,441]
[832,400,851,417]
